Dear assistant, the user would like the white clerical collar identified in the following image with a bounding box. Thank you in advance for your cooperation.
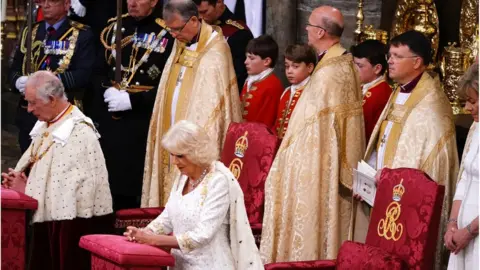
[246,68,274,91]
[362,76,384,96]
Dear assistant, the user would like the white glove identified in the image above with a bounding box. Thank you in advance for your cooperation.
[105,90,132,112]
[103,87,119,101]
[70,0,86,17]
[15,76,28,95]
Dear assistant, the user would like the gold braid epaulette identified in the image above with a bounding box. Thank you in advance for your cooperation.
[107,13,130,23]
[226,19,244,30]
[69,20,90,30]
[155,18,170,31]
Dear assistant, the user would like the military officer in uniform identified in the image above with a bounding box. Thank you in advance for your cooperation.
[194,0,253,90]
[8,0,95,153]
[92,0,174,211]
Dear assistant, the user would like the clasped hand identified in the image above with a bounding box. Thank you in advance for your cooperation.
[124,226,155,245]
[1,168,27,192]
[444,226,474,254]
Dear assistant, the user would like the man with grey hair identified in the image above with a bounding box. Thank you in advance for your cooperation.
[1,71,113,270]
[141,0,242,207]
[260,6,365,263]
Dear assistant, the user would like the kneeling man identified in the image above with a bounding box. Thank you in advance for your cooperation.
[2,71,113,270]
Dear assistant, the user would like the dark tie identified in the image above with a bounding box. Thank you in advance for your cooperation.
[45,26,56,68]
[47,26,56,37]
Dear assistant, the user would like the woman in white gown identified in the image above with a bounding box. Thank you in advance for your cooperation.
[445,62,479,270]
[124,120,263,270]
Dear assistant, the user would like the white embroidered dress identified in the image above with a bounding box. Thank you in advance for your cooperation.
[146,161,263,270]
[448,123,479,270]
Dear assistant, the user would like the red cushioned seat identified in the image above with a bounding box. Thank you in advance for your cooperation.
[1,187,38,270]
[79,234,174,269]
[336,241,406,269]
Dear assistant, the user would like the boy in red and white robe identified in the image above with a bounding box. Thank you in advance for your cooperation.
[241,35,284,129]
[273,44,316,139]
[351,40,392,142]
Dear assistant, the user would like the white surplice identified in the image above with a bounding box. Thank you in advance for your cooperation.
[448,122,479,270]
[146,161,263,270]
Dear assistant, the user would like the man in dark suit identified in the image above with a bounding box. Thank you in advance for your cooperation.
[8,0,95,153]
[194,0,253,90]
[91,0,174,211]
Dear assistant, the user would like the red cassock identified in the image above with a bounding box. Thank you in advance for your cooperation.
[241,73,283,129]
[363,79,392,142]
[273,85,305,139]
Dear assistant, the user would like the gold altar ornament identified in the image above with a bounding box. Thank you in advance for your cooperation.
[391,0,439,61]
[460,0,479,65]
[361,25,389,44]
[354,0,388,44]
[440,43,472,115]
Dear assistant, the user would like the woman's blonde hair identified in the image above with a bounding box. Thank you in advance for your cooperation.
[161,120,219,167]
[457,62,479,99]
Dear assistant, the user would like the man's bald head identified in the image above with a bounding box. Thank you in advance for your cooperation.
[311,6,344,38]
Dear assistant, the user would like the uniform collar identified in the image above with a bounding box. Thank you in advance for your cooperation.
[45,16,67,31]
[133,12,156,27]
[218,6,234,23]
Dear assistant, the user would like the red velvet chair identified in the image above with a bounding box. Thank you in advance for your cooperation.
[82,122,279,268]
[264,168,445,270]
[1,187,38,270]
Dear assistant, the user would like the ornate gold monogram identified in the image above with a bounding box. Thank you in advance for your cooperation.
[228,158,244,179]
[377,179,405,241]
[227,131,249,179]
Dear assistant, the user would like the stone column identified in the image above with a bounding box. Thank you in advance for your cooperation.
[265,0,297,86]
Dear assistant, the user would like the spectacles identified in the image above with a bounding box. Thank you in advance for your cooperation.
[169,16,192,34]
[306,23,326,31]
[387,53,419,61]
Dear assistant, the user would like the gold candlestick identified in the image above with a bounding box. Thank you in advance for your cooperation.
[354,0,364,44]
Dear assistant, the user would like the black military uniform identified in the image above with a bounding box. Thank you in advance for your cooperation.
[214,7,253,91]
[92,13,174,211]
[8,17,95,153]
